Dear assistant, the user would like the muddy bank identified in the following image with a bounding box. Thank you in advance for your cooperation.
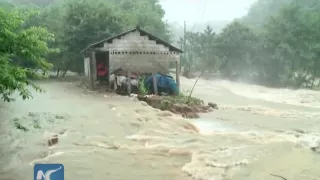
[136,94,218,118]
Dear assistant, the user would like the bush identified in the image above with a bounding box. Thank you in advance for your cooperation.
[138,76,148,95]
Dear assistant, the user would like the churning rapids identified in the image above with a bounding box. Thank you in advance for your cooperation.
[1,76,320,180]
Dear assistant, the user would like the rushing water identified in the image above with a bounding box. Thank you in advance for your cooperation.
[1,76,320,180]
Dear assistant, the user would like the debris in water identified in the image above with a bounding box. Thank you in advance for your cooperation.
[310,140,320,153]
[13,118,29,132]
[32,118,41,129]
[208,102,218,109]
[311,147,319,153]
[270,174,287,180]
[46,134,59,146]
[13,113,69,132]
[55,115,64,119]
[293,128,307,134]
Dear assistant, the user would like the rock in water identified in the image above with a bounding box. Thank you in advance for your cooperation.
[208,102,218,109]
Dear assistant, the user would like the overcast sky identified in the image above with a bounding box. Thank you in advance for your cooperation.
[160,0,257,25]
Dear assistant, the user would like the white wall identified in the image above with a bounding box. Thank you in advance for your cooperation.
[101,30,180,74]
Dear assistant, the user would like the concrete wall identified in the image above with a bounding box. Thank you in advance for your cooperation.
[84,57,90,85]
[100,30,180,74]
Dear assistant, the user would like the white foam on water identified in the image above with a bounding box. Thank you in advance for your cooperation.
[181,76,320,108]
[295,133,320,148]
[189,118,235,135]
[216,80,320,108]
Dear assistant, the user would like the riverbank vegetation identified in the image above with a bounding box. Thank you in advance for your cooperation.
[137,93,217,118]
[0,0,319,102]
[181,0,320,89]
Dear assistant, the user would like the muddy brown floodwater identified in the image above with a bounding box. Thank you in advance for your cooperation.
[1,76,320,180]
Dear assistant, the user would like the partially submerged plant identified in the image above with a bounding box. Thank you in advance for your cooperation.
[162,92,203,106]
[13,118,29,132]
[138,76,148,95]
[160,99,172,110]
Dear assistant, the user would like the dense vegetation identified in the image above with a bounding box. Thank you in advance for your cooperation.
[0,8,55,101]
[182,0,320,88]
[0,0,319,102]
[0,0,171,101]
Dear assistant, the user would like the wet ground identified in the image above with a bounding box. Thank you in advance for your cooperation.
[0,77,320,180]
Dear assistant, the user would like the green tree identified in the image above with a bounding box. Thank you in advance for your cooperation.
[215,21,258,79]
[115,0,171,41]
[261,0,320,87]
[180,0,320,88]
[0,8,56,101]
[242,0,292,30]
[34,0,172,74]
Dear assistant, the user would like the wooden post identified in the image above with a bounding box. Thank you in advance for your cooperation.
[176,60,180,93]
[89,51,96,89]
[127,71,131,95]
[108,51,112,90]
[152,72,158,95]
[91,51,97,89]
[113,76,117,91]
[89,56,93,89]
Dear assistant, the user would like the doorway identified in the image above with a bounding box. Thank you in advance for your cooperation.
[95,51,109,84]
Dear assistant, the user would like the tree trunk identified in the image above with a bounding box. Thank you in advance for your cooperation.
[286,58,295,86]
[296,70,309,89]
[62,60,72,77]
[311,60,319,89]
[56,68,60,77]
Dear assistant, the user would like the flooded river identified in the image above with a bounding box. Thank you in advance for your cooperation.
[1,76,320,180]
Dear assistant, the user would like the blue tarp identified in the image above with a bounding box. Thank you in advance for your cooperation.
[144,73,179,95]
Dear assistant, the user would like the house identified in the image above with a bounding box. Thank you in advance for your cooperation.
[81,26,183,94]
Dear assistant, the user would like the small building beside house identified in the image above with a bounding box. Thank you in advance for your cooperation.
[81,26,183,94]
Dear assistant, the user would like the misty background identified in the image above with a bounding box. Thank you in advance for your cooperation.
[161,0,256,41]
